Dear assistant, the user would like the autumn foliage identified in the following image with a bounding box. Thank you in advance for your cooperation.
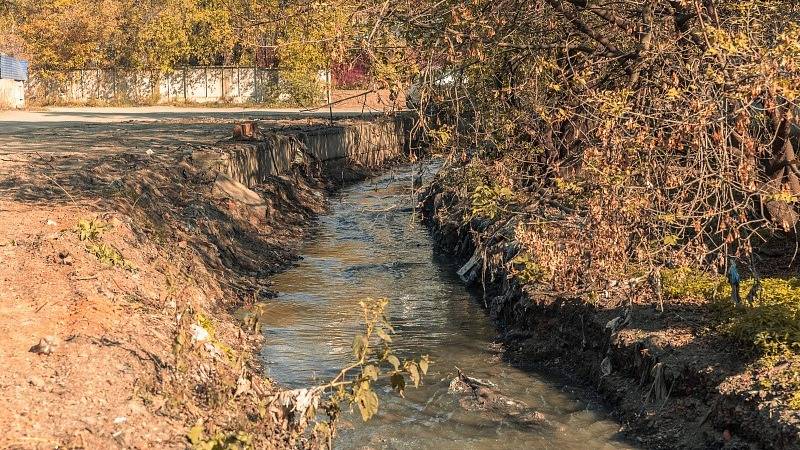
[363,0,800,294]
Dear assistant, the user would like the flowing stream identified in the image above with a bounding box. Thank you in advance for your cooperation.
[252,163,635,449]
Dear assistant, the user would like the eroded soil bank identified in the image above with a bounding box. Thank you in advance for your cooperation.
[0,116,409,448]
[420,163,800,450]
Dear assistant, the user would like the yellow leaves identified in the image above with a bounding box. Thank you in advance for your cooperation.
[354,383,379,421]
[418,355,429,375]
[666,87,682,100]
[591,89,633,118]
[362,364,379,381]
[764,191,797,204]
[470,183,515,220]
[385,354,401,370]
[554,177,583,195]
[403,361,421,388]
[375,327,392,343]
[704,26,751,57]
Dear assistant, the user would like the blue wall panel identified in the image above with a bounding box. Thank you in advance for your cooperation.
[0,56,29,81]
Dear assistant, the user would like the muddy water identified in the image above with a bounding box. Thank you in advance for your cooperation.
[255,163,634,449]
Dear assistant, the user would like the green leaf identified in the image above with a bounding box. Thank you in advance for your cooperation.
[356,386,379,421]
[352,335,369,360]
[386,354,400,370]
[405,361,420,387]
[362,364,379,381]
[376,327,392,342]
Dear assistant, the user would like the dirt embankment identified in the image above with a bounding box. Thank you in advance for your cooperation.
[0,118,406,449]
[420,168,800,450]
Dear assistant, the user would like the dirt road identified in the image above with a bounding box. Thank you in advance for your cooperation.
[0,106,381,155]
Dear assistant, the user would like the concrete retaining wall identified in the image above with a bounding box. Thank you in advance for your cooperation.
[193,116,413,187]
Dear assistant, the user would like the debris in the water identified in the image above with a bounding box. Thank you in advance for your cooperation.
[448,368,551,428]
[600,356,612,377]
[30,335,60,355]
[456,251,482,283]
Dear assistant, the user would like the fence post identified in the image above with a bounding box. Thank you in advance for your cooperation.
[183,67,187,102]
[326,68,332,105]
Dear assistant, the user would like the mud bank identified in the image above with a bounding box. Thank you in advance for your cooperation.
[420,173,800,449]
[0,115,412,448]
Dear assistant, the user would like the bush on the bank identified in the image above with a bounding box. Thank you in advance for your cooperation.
[369,0,800,303]
[663,268,800,358]
[716,278,800,357]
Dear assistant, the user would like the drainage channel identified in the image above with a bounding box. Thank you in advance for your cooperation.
[252,162,635,449]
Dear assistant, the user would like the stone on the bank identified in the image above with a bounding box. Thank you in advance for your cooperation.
[211,173,265,207]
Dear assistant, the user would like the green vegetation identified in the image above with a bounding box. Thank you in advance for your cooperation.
[716,278,800,357]
[75,218,108,242]
[188,424,252,450]
[663,268,800,358]
[86,242,135,270]
[75,217,135,270]
[662,269,800,408]
[470,183,515,221]
[318,298,429,424]
[509,253,544,285]
[661,268,726,303]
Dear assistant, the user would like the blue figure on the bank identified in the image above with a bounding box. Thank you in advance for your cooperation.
[727,257,741,306]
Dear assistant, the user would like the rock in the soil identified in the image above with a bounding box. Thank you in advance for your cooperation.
[212,173,264,206]
[58,251,73,265]
[28,375,45,388]
[29,335,61,355]
[190,324,210,343]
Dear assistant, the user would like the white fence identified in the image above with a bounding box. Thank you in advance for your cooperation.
[27,67,330,105]
[0,79,25,108]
